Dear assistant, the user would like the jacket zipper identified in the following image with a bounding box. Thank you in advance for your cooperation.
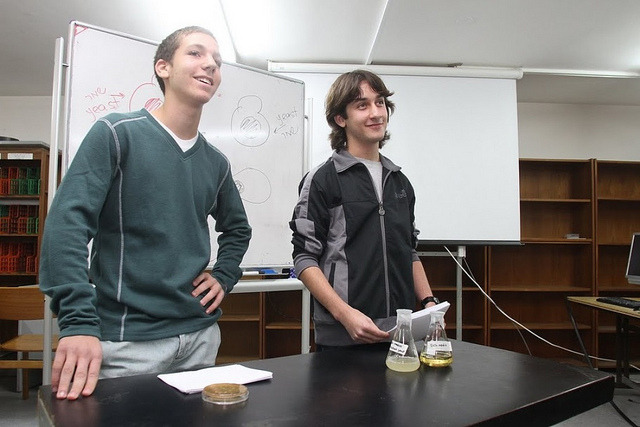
[379,169,391,318]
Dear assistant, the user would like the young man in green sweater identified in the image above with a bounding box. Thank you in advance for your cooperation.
[39,26,251,400]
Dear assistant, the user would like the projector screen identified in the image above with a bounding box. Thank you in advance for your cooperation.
[278,71,521,245]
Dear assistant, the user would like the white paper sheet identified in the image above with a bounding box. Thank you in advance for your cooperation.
[386,301,451,342]
[158,364,273,394]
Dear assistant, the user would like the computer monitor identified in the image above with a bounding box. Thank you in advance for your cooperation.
[626,232,640,285]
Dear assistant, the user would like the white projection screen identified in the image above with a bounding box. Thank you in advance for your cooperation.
[279,70,521,245]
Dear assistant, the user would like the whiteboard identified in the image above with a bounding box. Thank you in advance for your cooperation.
[64,22,304,268]
[278,71,520,245]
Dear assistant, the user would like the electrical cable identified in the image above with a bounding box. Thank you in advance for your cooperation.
[445,247,640,427]
[444,246,639,371]
[610,399,639,427]
[461,257,533,356]
[447,247,640,426]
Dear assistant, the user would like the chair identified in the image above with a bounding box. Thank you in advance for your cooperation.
[0,286,58,399]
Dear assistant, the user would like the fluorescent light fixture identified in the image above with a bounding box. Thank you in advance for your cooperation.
[219,1,272,60]
[210,0,236,63]
[523,68,640,78]
[268,61,524,80]
[149,0,236,63]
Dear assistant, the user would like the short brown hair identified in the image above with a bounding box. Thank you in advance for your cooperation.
[325,69,395,151]
[153,26,216,94]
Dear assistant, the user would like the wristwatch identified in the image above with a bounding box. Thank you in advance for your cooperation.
[420,296,439,308]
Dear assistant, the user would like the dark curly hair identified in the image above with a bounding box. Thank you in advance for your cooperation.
[325,69,395,151]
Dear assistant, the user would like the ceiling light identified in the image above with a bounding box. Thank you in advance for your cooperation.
[523,68,640,78]
[268,62,523,79]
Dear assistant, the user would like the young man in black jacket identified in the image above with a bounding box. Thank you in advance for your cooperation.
[290,69,437,350]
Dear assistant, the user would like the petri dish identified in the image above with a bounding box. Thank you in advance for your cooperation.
[202,383,249,405]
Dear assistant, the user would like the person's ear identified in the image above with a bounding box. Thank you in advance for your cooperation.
[155,59,170,80]
[334,115,346,128]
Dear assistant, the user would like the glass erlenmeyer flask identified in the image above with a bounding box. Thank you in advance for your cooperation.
[385,309,420,372]
[419,310,453,367]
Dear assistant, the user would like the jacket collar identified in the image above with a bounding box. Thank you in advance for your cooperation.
[331,149,401,173]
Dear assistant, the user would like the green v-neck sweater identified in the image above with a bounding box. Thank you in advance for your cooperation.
[40,109,251,341]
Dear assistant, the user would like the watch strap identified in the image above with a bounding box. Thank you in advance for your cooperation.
[421,296,439,307]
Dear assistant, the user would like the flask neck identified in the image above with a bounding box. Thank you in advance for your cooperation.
[396,309,412,327]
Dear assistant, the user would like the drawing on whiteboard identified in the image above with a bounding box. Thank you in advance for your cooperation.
[274,106,300,139]
[129,76,163,112]
[83,87,126,123]
[74,25,88,36]
[231,95,270,147]
[233,167,272,205]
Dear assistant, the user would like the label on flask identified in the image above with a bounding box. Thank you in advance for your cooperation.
[426,340,452,356]
[389,340,408,356]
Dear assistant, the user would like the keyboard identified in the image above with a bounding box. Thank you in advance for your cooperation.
[596,296,640,311]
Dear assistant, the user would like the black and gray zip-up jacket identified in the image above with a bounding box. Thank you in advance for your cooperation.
[290,149,421,346]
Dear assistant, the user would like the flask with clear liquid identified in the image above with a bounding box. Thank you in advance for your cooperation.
[385,309,420,372]
[419,310,453,367]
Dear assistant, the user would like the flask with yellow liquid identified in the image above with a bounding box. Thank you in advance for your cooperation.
[419,311,453,367]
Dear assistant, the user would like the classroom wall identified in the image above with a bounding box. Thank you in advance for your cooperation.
[0,97,52,143]
[518,102,640,161]
[1,96,640,161]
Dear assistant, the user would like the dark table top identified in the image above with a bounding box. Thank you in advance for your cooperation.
[38,340,614,427]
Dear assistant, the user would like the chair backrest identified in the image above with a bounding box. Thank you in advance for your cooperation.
[0,286,46,321]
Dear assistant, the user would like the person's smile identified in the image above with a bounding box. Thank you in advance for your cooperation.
[194,75,214,86]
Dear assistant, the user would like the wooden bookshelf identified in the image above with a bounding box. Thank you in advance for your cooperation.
[216,292,262,363]
[216,281,313,364]
[263,290,314,358]
[594,160,640,367]
[0,142,53,344]
[418,244,487,344]
[487,159,595,364]
[0,142,52,287]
